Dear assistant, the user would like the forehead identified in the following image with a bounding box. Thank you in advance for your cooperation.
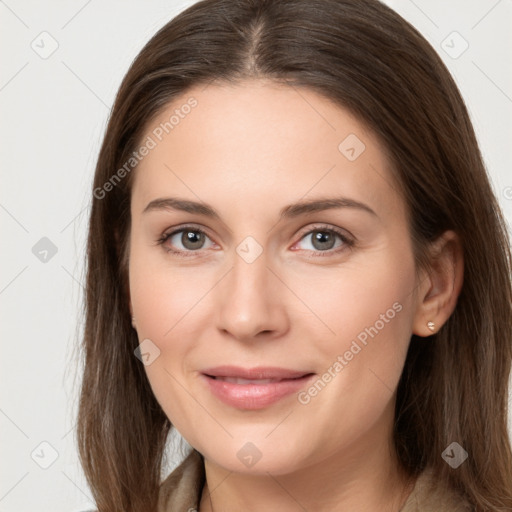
[131,80,403,222]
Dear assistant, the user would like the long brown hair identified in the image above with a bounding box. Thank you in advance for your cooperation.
[77,0,512,510]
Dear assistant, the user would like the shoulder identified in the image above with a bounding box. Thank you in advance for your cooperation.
[158,449,205,512]
[401,467,473,512]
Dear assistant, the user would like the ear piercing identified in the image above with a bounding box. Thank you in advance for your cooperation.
[427,321,435,332]
[131,316,137,328]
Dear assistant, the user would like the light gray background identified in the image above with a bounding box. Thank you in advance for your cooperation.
[1,1,511,510]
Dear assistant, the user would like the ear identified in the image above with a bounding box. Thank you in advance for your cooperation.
[412,230,464,337]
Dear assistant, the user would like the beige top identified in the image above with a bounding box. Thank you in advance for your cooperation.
[158,449,473,512]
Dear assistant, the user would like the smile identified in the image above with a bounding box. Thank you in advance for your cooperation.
[200,366,315,409]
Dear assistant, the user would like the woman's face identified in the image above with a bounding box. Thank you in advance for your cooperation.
[129,80,422,475]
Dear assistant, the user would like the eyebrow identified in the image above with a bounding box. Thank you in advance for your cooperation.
[143,196,377,219]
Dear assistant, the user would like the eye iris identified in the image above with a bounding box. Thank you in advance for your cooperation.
[182,230,205,250]
[312,230,336,250]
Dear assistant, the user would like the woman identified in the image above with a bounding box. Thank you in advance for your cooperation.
[77,0,512,511]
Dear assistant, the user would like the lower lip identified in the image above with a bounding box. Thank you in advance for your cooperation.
[201,374,315,410]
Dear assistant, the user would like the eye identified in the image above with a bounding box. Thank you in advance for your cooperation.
[158,226,215,255]
[293,225,353,256]
[157,224,354,258]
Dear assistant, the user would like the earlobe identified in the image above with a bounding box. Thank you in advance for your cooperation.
[412,230,464,337]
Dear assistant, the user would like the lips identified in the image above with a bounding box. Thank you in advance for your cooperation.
[202,365,311,380]
[200,366,315,409]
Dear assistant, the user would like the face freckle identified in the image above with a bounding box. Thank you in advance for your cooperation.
[128,80,419,476]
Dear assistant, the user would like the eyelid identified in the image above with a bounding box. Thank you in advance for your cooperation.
[160,222,212,239]
[295,223,354,242]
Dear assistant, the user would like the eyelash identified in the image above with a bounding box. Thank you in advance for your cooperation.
[156,224,355,258]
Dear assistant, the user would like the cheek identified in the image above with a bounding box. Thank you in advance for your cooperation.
[128,250,212,433]
[289,253,416,353]
[129,243,214,342]
[128,247,221,400]
[288,286,414,456]
[288,253,416,423]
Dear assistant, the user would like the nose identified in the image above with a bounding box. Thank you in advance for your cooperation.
[215,249,290,342]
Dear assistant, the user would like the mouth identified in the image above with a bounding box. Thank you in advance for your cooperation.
[210,376,303,384]
[200,366,315,409]
[202,365,313,381]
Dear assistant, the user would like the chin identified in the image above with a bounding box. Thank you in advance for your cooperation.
[197,437,309,476]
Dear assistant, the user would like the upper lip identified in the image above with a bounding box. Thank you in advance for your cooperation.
[202,366,312,380]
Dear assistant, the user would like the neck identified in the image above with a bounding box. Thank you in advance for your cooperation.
[199,411,415,512]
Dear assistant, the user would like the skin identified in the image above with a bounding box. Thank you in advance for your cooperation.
[128,80,463,511]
